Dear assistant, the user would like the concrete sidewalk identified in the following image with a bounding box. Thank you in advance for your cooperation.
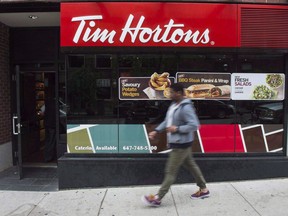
[1,178,288,216]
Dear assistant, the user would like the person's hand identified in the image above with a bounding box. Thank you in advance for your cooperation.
[148,131,157,140]
[166,125,178,133]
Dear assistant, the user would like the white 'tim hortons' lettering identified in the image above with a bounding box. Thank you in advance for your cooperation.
[72,15,116,43]
[71,14,210,45]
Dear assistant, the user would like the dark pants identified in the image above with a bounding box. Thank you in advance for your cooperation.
[45,128,56,162]
[158,147,207,199]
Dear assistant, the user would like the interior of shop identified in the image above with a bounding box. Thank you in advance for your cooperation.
[19,72,57,163]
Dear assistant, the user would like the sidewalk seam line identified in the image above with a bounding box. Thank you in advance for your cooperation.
[170,188,180,216]
[27,192,49,215]
[230,183,261,216]
[97,189,108,216]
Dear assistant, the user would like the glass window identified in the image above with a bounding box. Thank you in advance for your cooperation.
[65,53,285,155]
[68,55,85,68]
[178,54,235,72]
[96,55,112,68]
[67,54,118,123]
[234,100,284,153]
[237,55,284,73]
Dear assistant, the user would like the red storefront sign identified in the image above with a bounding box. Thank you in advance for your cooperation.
[61,2,238,47]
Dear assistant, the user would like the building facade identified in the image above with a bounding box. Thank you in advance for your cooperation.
[0,22,11,171]
[0,0,288,189]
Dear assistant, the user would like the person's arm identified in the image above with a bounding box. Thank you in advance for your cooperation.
[148,113,168,140]
[155,119,167,133]
[178,104,200,133]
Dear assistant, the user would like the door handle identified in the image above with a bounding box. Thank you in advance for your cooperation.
[12,116,21,135]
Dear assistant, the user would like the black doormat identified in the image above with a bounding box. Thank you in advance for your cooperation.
[0,166,58,191]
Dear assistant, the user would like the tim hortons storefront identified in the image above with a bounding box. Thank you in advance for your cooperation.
[58,2,288,189]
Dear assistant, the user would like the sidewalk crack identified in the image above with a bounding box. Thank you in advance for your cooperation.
[230,183,261,216]
[97,189,108,216]
[170,189,180,216]
[27,192,50,215]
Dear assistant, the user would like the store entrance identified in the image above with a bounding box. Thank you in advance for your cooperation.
[12,68,58,177]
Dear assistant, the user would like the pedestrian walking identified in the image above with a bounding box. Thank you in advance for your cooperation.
[142,83,210,207]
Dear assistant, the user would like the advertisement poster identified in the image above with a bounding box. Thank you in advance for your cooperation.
[67,123,284,154]
[119,72,174,100]
[231,73,285,100]
[176,72,231,100]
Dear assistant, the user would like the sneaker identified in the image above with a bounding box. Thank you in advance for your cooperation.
[191,189,210,199]
[142,194,161,207]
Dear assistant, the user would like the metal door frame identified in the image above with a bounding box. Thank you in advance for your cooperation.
[12,66,58,179]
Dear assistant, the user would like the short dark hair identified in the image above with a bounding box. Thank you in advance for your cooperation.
[170,83,184,94]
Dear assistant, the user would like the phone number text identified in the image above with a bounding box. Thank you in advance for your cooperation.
[122,146,157,151]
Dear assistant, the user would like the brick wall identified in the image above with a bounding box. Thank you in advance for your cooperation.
[0,22,11,145]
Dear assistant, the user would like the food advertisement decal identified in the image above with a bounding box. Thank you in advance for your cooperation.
[119,72,174,100]
[231,73,285,100]
[119,72,285,101]
[177,72,231,100]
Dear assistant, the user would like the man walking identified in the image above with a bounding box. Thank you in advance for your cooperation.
[142,83,209,207]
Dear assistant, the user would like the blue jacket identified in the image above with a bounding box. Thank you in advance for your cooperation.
[155,99,200,147]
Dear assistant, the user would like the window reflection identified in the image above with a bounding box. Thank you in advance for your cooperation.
[178,54,235,72]
[66,54,285,127]
[235,101,284,125]
[65,53,285,154]
[67,54,117,123]
[238,55,284,73]
[194,100,235,124]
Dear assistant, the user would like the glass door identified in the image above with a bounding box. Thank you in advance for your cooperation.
[12,66,58,175]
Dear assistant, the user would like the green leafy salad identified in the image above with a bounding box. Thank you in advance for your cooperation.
[253,85,277,99]
[266,74,283,88]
